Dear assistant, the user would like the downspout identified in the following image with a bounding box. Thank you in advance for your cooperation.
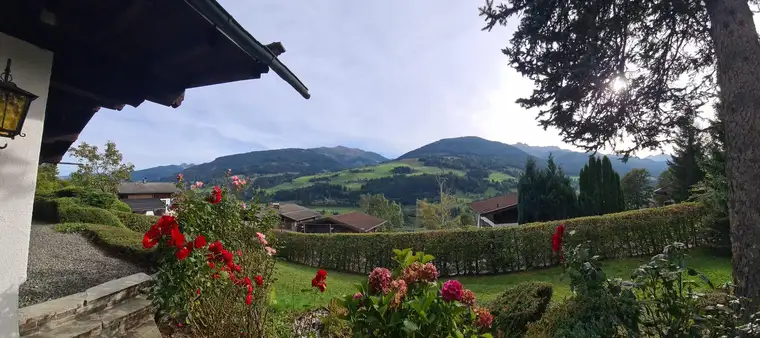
[184,0,311,99]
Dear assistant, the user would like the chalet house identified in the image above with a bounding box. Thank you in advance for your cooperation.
[271,203,322,231]
[118,182,180,216]
[302,211,387,234]
[470,194,519,227]
[0,0,309,335]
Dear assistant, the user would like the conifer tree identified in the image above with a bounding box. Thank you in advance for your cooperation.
[578,155,623,216]
[666,114,706,203]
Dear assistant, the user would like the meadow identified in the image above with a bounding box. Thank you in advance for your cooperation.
[265,159,516,192]
[270,249,732,311]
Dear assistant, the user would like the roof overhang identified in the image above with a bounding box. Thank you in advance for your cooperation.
[477,203,518,215]
[0,0,309,163]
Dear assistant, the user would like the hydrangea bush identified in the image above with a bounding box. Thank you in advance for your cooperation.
[338,248,493,337]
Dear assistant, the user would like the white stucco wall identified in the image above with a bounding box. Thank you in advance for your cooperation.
[0,33,53,337]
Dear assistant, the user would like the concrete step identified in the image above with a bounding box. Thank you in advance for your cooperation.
[25,295,154,338]
[19,273,154,337]
[123,321,161,338]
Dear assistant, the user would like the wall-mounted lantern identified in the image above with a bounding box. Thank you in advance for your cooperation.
[0,59,38,149]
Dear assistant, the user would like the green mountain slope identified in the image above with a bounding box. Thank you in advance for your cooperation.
[131,163,195,181]
[311,146,388,167]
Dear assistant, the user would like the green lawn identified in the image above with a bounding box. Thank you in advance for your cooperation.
[270,250,732,311]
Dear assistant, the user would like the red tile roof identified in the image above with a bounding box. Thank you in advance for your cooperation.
[469,194,518,214]
[328,212,387,233]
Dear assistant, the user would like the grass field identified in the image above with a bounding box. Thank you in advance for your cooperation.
[269,250,732,311]
[266,159,515,192]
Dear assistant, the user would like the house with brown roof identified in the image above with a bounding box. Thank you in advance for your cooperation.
[302,211,387,234]
[117,181,180,216]
[270,203,323,231]
[469,194,519,227]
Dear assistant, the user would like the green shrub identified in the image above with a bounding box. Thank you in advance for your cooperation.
[486,282,553,337]
[59,204,124,227]
[32,197,80,223]
[113,211,159,232]
[56,223,156,266]
[277,203,706,275]
[77,188,120,209]
[54,186,86,197]
[110,200,133,213]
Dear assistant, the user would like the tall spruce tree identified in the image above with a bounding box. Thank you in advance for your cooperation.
[666,114,706,203]
[578,155,623,216]
[695,113,729,253]
[518,155,576,223]
[480,0,760,306]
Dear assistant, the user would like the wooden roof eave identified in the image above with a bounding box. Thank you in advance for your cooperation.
[183,0,310,99]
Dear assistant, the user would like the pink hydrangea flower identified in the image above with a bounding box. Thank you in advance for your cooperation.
[368,267,392,294]
[441,280,463,302]
[421,263,438,282]
[461,289,476,306]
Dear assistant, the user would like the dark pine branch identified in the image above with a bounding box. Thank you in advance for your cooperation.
[480,0,716,158]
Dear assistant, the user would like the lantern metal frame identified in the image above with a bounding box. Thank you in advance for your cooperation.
[0,59,38,149]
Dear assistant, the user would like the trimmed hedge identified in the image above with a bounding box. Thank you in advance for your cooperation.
[277,203,706,276]
[32,197,79,223]
[58,204,124,227]
[113,211,159,233]
[487,282,553,337]
[56,223,156,266]
[110,200,133,213]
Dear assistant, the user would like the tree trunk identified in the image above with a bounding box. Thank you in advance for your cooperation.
[706,0,760,313]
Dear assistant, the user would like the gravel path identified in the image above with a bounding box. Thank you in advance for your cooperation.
[18,223,145,308]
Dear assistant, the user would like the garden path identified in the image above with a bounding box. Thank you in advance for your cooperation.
[18,222,145,307]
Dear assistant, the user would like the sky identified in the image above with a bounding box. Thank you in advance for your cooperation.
[59,0,673,175]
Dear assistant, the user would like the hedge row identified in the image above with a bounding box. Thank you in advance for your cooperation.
[276,203,707,276]
[33,197,125,227]
[112,211,159,233]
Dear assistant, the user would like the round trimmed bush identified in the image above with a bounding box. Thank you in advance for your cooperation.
[110,200,133,213]
[59,204,124,227]
[487,281,553,337]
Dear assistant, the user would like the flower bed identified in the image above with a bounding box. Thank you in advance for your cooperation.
[277,203,706,275]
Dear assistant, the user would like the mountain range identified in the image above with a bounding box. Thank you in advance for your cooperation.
[131,136,669,185]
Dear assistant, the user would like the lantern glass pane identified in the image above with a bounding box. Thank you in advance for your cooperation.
[0,90,28,136]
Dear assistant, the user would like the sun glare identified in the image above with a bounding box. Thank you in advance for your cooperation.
[611,76,628,92]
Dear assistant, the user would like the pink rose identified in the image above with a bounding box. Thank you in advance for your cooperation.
[264,246,277,256]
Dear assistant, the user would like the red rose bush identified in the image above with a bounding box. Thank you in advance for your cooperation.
[338,248,494,337]
[147,171,281,337]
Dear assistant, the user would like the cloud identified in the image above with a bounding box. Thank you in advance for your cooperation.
[60,0,673,175]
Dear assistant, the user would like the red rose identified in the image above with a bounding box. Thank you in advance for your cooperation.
[142,235,158,249]
[196,288,201,295]
[245,294,253,305]
[175,247,190,260]
[552,224,565,253]
[254,275,263,287]
[194,235,207,249]
[168,225,186,248]
[243,276,252,286]
[208,186,222,205]
[208,240,223,253]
